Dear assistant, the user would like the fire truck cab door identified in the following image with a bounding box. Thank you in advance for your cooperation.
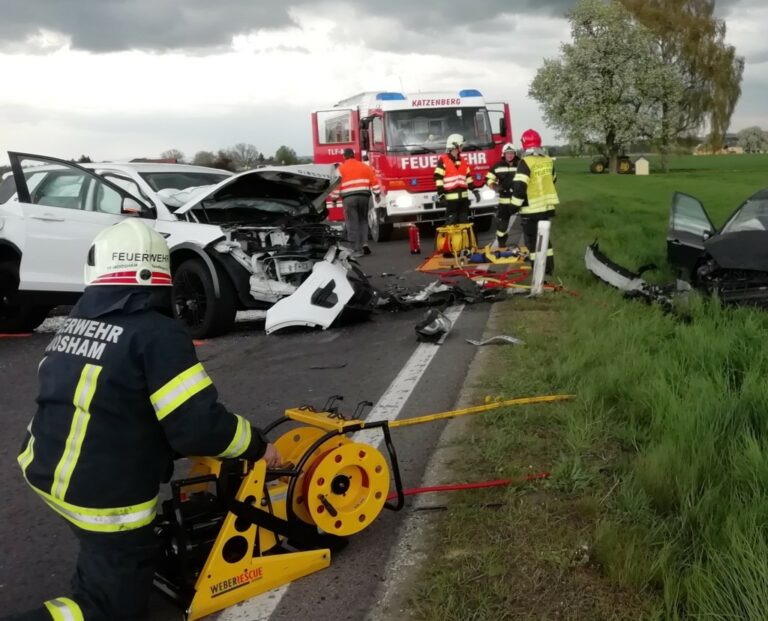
[312,107,360,164]
[486,102,511,145]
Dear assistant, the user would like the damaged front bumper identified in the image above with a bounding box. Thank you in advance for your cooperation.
[264,246,377,334]
[584,242,689,311]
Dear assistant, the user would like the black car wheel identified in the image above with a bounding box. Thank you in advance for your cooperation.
[173,259,236,339]
[0,261,50,332]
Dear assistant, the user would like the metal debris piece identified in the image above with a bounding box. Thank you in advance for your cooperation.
[465,335,525,346]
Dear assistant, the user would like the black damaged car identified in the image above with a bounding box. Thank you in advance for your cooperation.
[667,189,768,306]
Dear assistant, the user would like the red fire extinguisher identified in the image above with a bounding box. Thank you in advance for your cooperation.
[409,223,421,255]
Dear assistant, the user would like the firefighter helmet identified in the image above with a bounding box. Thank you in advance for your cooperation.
[85,219,172,287]
[521,129,542,151]
[445,134,464,151]
[502,142,516,155]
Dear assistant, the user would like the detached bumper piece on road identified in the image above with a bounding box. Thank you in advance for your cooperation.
[265,246,377,334]
[584,242,688,312]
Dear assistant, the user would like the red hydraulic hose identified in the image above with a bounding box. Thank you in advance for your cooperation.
[386,472,550,501]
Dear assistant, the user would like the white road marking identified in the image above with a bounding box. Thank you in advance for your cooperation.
[218,304,465,621]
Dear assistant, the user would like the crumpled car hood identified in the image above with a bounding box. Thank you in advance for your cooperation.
[174,164,337,217]
[704,231,768,272]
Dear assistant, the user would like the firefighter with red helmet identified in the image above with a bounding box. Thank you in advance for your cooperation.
[485,142,523,248]
[10,219,281,621]
[434,134,480,225]
[511,129,559,274]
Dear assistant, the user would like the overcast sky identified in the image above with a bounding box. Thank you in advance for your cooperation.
[1,0,766,164]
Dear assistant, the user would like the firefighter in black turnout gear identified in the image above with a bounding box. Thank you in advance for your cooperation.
[9,219,281,621]
[485,142,522,247]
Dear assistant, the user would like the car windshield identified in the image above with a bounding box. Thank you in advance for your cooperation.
[384,107,493,153]
[139,171,229,192]
[720,197,768,234]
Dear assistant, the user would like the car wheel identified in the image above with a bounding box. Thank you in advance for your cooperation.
[173,259,236,339]
[368,204,393,242]
[591,161,606,174]
[618,159,632,174]
[0,261,51,332]
[472,215,493,232]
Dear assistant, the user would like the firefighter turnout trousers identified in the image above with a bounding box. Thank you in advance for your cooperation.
[521,212,555,275]
[7,525,159,621]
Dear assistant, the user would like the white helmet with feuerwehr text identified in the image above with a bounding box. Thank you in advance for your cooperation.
[445,134,464,152]
[85,219,172,287]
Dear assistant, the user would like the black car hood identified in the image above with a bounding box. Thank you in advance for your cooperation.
[705,231,768,272]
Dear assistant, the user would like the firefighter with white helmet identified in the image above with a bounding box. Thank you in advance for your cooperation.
[11,219,280,621]
[486,142,523,248]
[511,129,559,274]
[433,133,480,225]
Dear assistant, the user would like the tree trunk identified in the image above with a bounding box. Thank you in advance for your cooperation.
[606,131,618,174]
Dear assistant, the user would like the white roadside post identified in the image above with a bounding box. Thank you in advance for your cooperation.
[530,220,551,296]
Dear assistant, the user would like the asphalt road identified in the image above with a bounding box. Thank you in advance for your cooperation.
[0,229,496,620]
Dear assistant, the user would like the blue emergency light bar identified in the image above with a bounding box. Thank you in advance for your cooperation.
[376,92,407,101]
[459,89,483,97]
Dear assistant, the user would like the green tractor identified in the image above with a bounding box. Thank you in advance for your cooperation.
[589,154,634,174]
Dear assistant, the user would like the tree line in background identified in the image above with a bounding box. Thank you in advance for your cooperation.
[159,144,307,171]
[530,0,744,172]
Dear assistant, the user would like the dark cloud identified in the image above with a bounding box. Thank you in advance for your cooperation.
[0,0,576,53]
[0,1,297,52]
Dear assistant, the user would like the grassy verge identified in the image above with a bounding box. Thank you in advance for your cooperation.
[408,154,768,620]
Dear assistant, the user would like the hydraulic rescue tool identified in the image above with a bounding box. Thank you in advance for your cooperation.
[153,393,573,620]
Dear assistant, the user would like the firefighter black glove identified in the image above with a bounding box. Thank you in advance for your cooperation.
[472,189,481,202]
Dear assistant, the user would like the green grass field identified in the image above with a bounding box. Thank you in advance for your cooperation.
[408,154,768,620]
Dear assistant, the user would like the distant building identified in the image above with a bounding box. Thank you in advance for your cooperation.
[694,133,744,155]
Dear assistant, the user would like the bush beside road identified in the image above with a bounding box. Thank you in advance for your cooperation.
[406,154,768,619]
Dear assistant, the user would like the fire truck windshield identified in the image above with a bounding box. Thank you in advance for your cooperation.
[384,107,493,153]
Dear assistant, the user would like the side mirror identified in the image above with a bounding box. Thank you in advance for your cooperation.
[121,196,145,215]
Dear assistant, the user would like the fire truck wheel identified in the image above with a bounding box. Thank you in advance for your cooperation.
[368,206,393,242]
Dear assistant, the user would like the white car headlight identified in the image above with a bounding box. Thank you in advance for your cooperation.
[395,194,415,209]
[480,187,496,201]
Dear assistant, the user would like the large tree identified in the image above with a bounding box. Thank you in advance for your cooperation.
[620,0,744,168]
[274,146,299,165]
[160,149,185,163]
[530,0,682,172]
[227,143,261,170]
[192,150,216,167]
[737,127,768,154]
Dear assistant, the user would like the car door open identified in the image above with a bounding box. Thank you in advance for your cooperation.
[9,152,153,292]
[667,191,716,276]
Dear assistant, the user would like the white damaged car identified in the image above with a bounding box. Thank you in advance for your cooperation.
[0,153,375,337]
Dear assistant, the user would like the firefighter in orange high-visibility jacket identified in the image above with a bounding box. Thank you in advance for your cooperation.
[434,134,479,225]
[511,129,559,274]
[333,148,380,257]
[10,219,281,621]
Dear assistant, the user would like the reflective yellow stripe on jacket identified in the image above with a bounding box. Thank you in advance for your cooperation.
[44,597,84,621]
[150,363,212,421]
[515,156,559,214]
[51,364,102,500]
[219,414,252,459]
[24,477,158,532]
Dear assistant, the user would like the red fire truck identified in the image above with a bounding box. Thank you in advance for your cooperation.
[311,89,512,241]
